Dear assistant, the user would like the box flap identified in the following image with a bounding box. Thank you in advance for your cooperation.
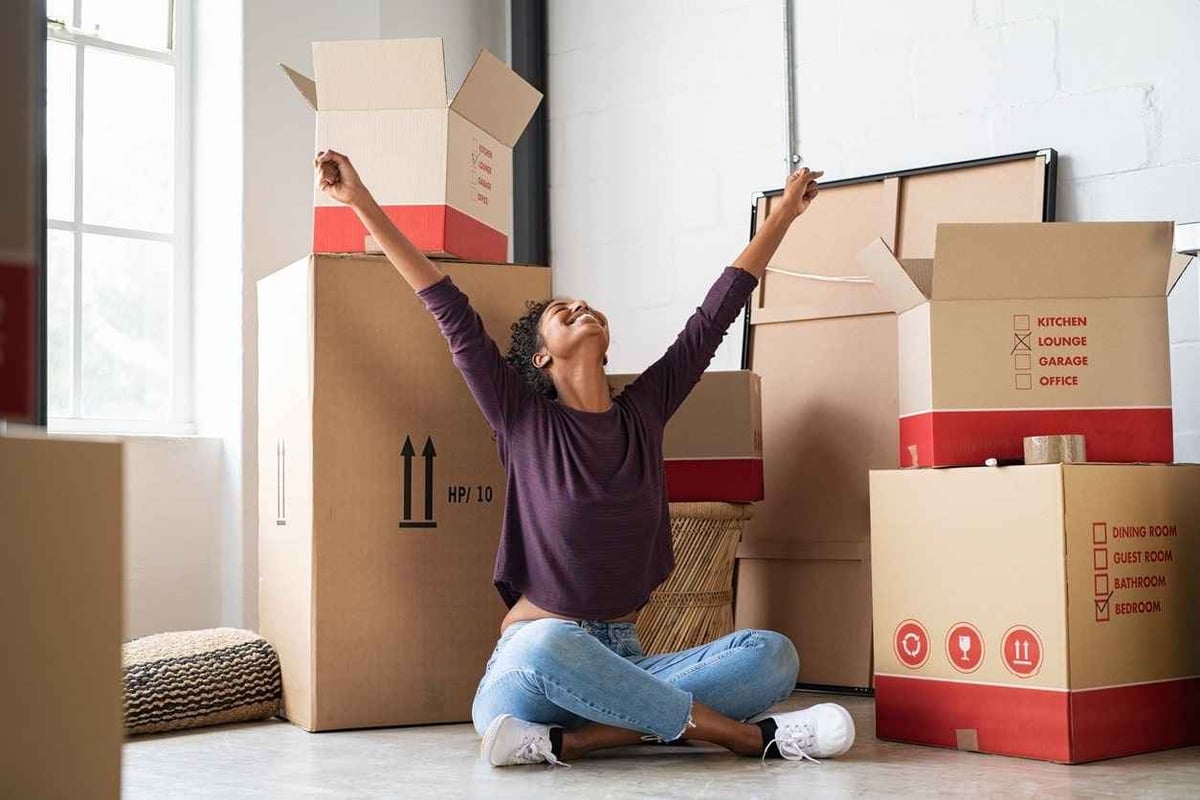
[1168,253,1193,295]
[449,49,542,147]
[279,63,318,111]
[313,38,448,110]
[931,222,1175,300]
[857,238,929,312]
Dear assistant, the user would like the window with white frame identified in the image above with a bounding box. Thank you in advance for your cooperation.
[45,0,191,433]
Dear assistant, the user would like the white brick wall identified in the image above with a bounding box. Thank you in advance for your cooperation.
[548,0,786,373]
[548,0,1200,460]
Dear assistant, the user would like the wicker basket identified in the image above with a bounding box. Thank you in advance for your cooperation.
[635,501,755,656]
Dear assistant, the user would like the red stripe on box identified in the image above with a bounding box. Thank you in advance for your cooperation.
[876,674,1200,763]
[875,674,1072,762]
[313,205,507,262]
[0,262,35,418]
[1069,677,1200,762]
[663,458,764,503]
[444,206,507,263]
[898,407,1173,467]
[314,204,447,253]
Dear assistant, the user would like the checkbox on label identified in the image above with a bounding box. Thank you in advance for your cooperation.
[1013,314,1030,332]
[1015,373,1033,390]
[1093,547,1108,570]
[1095,596,1111,622]
[1014,353,1032,370]
[1093,522,1107,544]
[1094,573,1109,597]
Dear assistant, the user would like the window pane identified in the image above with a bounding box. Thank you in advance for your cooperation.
[47,40,76,222]
[81,0,172,50]
[46,0,75,27]
[82,49,174,233]
[80,234,172,420]
[47,230,75,417]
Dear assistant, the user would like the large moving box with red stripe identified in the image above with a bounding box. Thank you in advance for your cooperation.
[281,38,542,262]
[608,371,763,503]
[257,255,550,730]
[870,463,1200,763]
[859,221,1192,468]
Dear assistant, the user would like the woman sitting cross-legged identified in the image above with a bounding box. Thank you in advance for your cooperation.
[315,150,854,766]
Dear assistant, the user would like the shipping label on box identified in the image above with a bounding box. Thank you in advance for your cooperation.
[860,221,1192,467]
[281,39,542,262]
[870,464,1200,763]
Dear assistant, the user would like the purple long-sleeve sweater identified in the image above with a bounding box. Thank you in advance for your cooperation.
[418,266,758,619]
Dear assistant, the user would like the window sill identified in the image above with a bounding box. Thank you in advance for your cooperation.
[48,418,197,438]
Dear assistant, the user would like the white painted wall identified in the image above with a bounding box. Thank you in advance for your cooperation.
[548,0,1200,458]
[123,437,224,638]
[193,0,246,629]
[548,0,786,374]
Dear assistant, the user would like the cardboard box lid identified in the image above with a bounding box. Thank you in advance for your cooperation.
[450,49,543,147]
[280,40,542,147]
[859,222,1178,309]
[281,38,450,112]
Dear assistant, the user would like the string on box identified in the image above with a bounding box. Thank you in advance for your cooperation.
[765,266,873,284]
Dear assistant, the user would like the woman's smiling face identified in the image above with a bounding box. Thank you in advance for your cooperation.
[536,298,610,363]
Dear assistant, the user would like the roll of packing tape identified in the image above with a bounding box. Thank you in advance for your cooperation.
[1024,434,1087,465]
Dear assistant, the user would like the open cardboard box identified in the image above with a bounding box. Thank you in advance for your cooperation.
[858,221,1193,468]
[282,38,542,262]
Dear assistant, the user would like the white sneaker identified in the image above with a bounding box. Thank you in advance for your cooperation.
[479,714,569,767]
[758,703,855,763]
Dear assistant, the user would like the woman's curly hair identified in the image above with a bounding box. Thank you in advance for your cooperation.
[506,299,557,400]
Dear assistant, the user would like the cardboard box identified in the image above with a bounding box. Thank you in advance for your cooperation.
[859,221,1194,467]
[737,153,1053,688]
[281,39,542,262]
[607,370,762,502]
[870,464,1200,763]
[1,434,123,798]
[257,255,550,731]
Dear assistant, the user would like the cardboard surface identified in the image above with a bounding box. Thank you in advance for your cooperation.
[258,256,550,731]
[284,38,542,259]
[450,49,544,147]
[870,464,1200,762]
[608,370,763,502]
[0,435,123,798]
[313,38,448,110]
[741,153,1052,688]
[860,221,1177,466]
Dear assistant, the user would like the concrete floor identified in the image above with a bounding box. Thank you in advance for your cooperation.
[123,692,1200,799]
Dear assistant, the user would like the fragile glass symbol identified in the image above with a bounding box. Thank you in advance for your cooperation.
[958,635,972,662]
[1012,638,1033,666]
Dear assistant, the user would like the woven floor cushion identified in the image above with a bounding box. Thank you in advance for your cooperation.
[123,628,281,736]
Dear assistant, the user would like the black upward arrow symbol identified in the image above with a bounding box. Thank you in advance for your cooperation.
[401,435,415,522]
[421,436,436,522]
[399,434,437,529]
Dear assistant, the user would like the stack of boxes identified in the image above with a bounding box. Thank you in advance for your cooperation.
[862,221,1200,763]
[257,38,547,731]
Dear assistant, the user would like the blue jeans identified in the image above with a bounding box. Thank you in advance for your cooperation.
[471,618,799,742]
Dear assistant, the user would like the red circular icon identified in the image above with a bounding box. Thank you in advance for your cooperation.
[894,619,930,669]
[1001,625,1043,678]
[945,622,984,673]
